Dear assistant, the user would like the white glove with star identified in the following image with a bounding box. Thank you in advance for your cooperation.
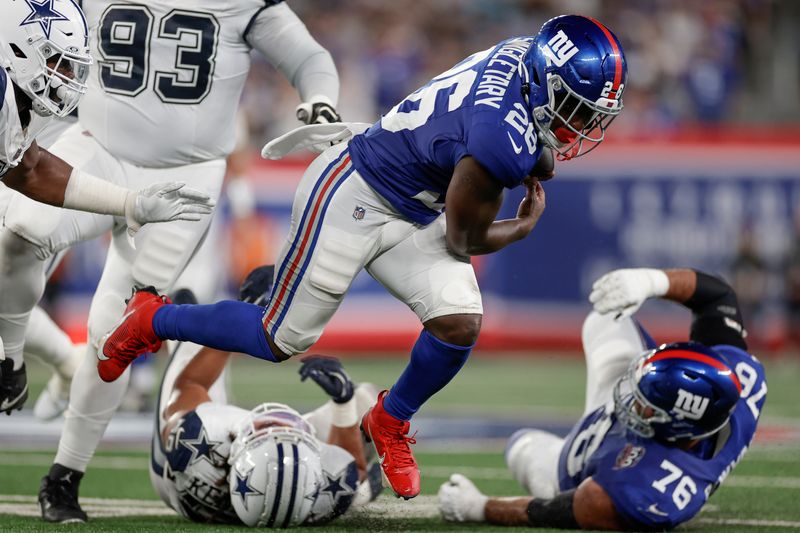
[125,182,216,236]
[438,474,488,523]
[589,268,670,319]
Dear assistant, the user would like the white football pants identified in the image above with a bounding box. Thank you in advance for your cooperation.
[505,312,653,497]
[0,124,224,472]
[264,142,482,357]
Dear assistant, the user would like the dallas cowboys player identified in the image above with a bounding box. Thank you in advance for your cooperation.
[0,0,215,408]
[100,15,626,500]
[439,268,767,531]
[30,0,340,523]
[149,268,380,526]
[0,0,212,216]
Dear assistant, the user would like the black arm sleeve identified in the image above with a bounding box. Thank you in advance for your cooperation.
[683,271,747,350]
[526,490,580,529]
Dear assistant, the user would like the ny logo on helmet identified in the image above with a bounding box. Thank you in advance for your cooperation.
[542,30,579,67]
[673,389,710,420]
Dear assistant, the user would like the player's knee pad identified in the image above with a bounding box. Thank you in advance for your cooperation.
[505,429,563,499]
[419,261,483,323]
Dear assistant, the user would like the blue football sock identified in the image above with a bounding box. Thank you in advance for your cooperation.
[153,301,277,362]
[383,329,473,421]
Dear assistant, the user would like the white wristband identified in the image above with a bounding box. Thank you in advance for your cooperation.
[330,400,358,428]
[62,168,133,217]
[646,269,670,297]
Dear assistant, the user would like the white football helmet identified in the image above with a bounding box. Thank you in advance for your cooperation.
[0,0,92,117]
[228,403,323,528]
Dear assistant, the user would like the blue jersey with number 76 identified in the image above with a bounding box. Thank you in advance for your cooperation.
[556,345,767,530]
[348,37,544,226]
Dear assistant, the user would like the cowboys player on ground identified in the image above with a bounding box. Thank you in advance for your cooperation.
[28,0,341,523]
[100,14,627,500]
[439,268,767,530]
[150,268,380,526]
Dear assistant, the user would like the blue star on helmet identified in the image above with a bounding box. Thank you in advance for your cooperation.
[322,473,347,500]
[233,471,263,511]
[20,0,68,39]
[181,430,222,465]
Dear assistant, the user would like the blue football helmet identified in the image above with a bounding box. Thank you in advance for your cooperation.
[522,15,627,160]
[614,342,742,442]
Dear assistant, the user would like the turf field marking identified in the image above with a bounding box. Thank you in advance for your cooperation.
[697,518,800,528]
[4,494,800,528]
[0,494,172,518]
[422,466,800,490]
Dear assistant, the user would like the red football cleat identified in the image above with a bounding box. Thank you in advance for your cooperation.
[97,287,169,383]
[360,390,420,499]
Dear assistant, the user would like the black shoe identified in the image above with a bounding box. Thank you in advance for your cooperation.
[169,288,198,306]
[0,359,28,415]
[39,466,87,523]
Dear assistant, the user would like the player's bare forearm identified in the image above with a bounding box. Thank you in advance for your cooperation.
[484,497,531,526]
[327,424,368,479]
[465,218,534,255]
[165,347,231,418]
[663,268,697,303]
[2,143,71,206]
[446,157,545,256]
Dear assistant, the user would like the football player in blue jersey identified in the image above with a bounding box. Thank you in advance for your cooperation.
[99,15,628,500]
[439,267,767,531]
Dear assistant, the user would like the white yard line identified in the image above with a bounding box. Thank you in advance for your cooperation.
[2,494,800,528]
[697,518,800,528]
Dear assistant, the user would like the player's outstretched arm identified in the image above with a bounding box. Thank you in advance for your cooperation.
[439,475,629,530]
[590,268,747,349]
[3,142,215,230]
[245,3,340,124]
[445,156,546,256]
[163,346,231,420]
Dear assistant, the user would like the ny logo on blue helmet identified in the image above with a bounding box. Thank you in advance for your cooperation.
[614,342,742,442]
[522,15,628,161]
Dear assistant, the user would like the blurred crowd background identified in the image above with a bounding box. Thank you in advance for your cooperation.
[41,0,800,380]
[245,0,800,144]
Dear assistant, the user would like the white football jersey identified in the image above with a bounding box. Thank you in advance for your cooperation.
[78,0,285,167]
[150,401,359,525]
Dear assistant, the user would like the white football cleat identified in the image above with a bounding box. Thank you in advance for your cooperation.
[33,344,85,421]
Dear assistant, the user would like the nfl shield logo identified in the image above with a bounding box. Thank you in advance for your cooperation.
[352,206,366,220]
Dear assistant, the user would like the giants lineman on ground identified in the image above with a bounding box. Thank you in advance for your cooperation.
[19,0,341,523]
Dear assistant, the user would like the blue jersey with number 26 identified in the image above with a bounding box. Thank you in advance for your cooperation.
[349,38,543,225]
[557,346,767,531]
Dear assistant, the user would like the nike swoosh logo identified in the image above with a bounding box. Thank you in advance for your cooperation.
[0,385,28,411]
[378,453,386,465]
[507,132,523,155]
[97,311,134,361]
[647,503,669,517]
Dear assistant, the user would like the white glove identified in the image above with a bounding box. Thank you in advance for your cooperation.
[589,268,670,319]
[438,474,488,523]
[261,123,371,160]
[125,182,215,236]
